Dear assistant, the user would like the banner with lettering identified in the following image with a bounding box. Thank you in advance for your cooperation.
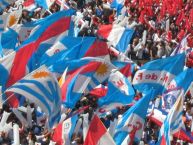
[132,53,185,95]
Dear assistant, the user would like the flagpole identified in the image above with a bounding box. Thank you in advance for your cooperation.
[60,0,66,11]
[0,93,15,108]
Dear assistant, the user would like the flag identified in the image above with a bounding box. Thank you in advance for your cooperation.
[0,16,4,56]
[52,115,78,145]
[170,35,190,56]
[49,57,103,75]
[167,68,193,92]
[6,66,62,129]
[112,60,136,81]
[133,53,185,95]
[35,0,54,9]
[89,84,108,98]
[161,88,183,112]
[1,7,22,28]
[46,38,110,74]
[23,0,37,11]
[98,70,135,107]
[11,18,46,43]
[97,24,134,52]
[157,90,184,145]
[61,59,115,108]
[0,0,17,10]
[84,39,109,59]
[0,51,16,101]
[40,37,96,67]
[114,90,154,145]
[1,28,18,55]
[84,115,116,145]
[110,0,125,15]
[0,16,4,32]
[56,0,70,10]
[148,108,193,143]
[2,9,75,107]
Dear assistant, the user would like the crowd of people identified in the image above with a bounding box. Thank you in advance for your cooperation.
[0,0,193,144]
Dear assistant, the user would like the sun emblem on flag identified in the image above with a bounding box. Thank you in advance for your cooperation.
[96,63,109,76]
[8,15,18,27]
[32,71,50,78]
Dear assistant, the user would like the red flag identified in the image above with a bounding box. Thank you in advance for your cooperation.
[52,123,63,145]
[83,115,115,145]
[176,10,185,26]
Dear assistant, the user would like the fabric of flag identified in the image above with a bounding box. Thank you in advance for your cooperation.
[98,70,135,107]
[167,68,193,92]
[161,88,183,112]
[56,0,70,10]
[0,51,16,101]
[133,53,185,95]
[89,84,107,98]
[97,24,134,52]
[157,90,184,145]
[49,57,103,75]
[0,16,4,56]
[23,0,37,11]
[148,108,193,143]
[114,90,154,145]
[112,60,136,81]
[0,0,17,10]
[61,59,115,108]
[1,9,75,107]
[110,0,125,15]
[52,115,78,145]
[1,28,18,55]
[40,37,96,67]
[0,16,4,32]
[84,115,115,145]
[170,35,191,56]
[6,66,62,129]
[1,7,22,29]
[11,18,46,43]
[35,0,54,9]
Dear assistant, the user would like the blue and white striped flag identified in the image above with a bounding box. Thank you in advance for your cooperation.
[6,66,62,129]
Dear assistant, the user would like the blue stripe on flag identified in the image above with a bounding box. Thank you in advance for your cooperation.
[49,109,61,128]
[19,79,54,102]
[9,85,52,114]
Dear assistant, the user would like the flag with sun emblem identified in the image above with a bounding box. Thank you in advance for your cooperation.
[6,66,62,129]
[60,58,115,108]
[1,7,22,29]
[86,59,115,91]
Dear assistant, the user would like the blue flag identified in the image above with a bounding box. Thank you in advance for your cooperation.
[114,90,154,145]
[6,66,62,129]
[167,68,193,93]
[157,90,184,145]
[133,53,185,95]
[98,71,135,107]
